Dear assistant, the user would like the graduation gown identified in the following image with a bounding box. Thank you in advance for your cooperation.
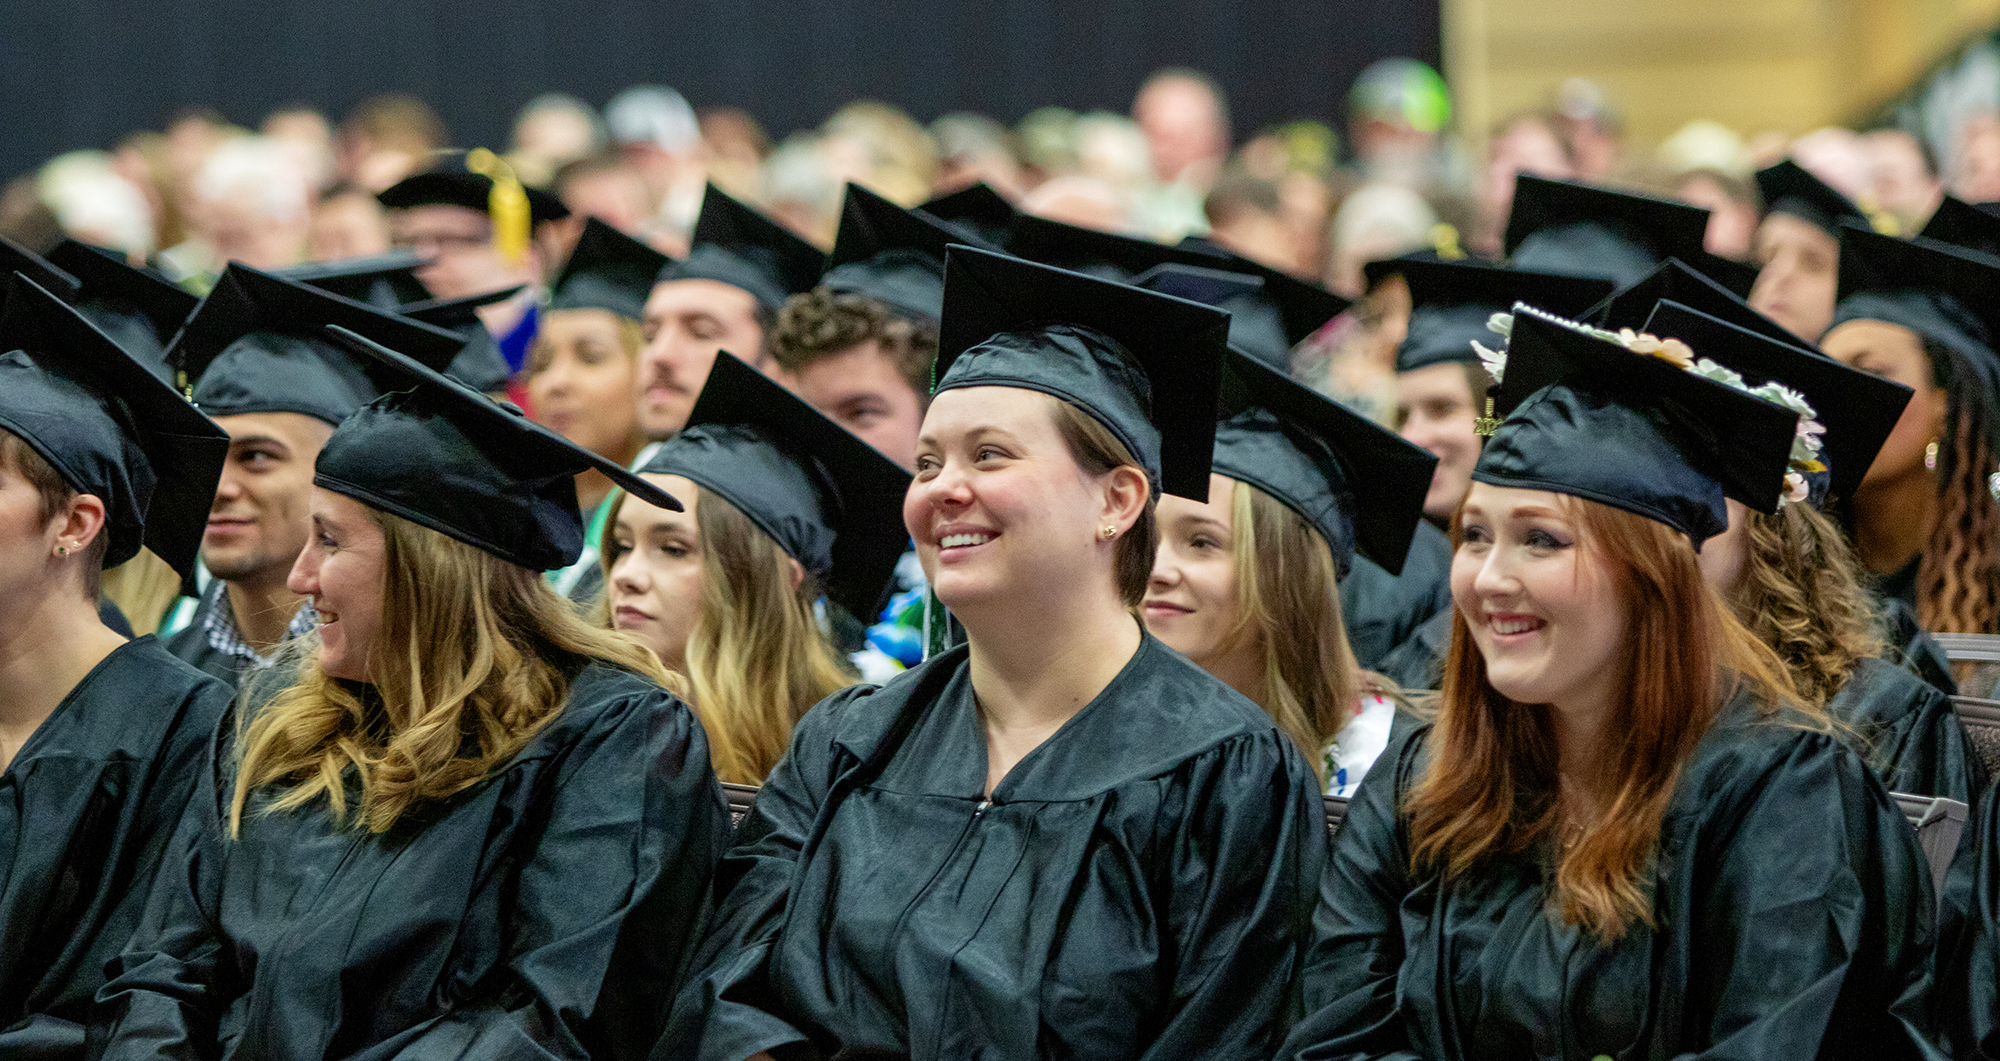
[1935,779,2000,1055]
[1339,520,1452,671]
[94,662,732,1061]
[0,637,229,1059]
[663,635,1326,1061]
[1832,656,1984,802]
[1281,695,1945,1061]
[1373,609,1450,693]
[1879,598,1957,696]
[158,592,244,687]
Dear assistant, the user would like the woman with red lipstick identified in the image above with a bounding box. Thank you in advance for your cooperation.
[1282,307,1942,1059]
[662,248,1325,1061]
[1144,349,1437,797]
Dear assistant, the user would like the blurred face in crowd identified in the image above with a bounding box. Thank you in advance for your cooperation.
[203,195,308,270]
[307,189,391,262]
[288,489,386,683]
[786,340,926,471]
[636,279,765,438]
[388,204,537,301]
[607,473,705,673]
[1133,76,1228,184]
[1748,212,1839,342]
[1865,130,1941,230]
[1676,171,1758,262]
[203,413,336,591]
[524,308,648,463]
[1821,319,1947,489]
[1145,474,1258,689]
[1480,117,1573,236]
[1397,362,1482,522]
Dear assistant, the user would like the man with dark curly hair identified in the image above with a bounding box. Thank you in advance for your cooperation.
[768,288,933,472]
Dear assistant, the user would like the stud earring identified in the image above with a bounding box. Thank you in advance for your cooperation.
[1098,525,1117,541]
[55,544,68,556]
[1925,439,1940,471]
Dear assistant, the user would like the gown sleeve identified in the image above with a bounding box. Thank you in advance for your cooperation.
[1835,658,1986,804]
[1279,727,1427,1061]
[1937,780,2000,1056]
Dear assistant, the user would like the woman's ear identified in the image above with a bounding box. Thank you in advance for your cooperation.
[1100,465,1150,533]
[55,493,108,555]
[786,556,806,594]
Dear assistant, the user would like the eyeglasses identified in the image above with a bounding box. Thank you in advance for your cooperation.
[392,231,492,255]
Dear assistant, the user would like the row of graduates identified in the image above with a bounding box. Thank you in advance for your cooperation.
[3,153,2000,1060]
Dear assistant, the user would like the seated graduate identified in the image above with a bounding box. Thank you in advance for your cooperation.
[1819,226,2000,647]
[660,247,1327,1061]
[1362,256,1612,688]
[1746,160,1871,344]
[94,328,732,1060]
[1141,329,1439,798]
[603,351,909,785]
[0,275,230,1059]
[1281,305,1942,1060]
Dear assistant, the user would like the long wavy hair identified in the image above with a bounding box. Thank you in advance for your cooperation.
[1729,503,1885,706]
[601,485,855,785]
[231,508,672,835]
[1914,337,2000,637]
[1407,496,1809,940]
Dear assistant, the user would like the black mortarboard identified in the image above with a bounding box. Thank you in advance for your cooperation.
[547,217,673,321]
[1129,260,1345,372]
[921,183,1018,246]
[639,351,913,621]
[317,326,681,571]
[935,245,1229,501]
[1504,175,1711,286]
[397,286,523,393]
[1214,349,1436,578]
[1178,237,1353,363]
[43,240,200,378]
[276,251,433,309]
[1829,224,2000,396]
[1005,214,1221,282]
[1643,299,1908,506]
[1475,305,1801,545]
[657,184,823,314]
[377,152,569,222]
[821,183,997,322]
[170,264,467,425]
[1756,160,1868,237]
[1918,195,2000,260]
[0,237,81,301]
[1585,257,1809,355]
[1387,257,1611,373]
[0,274,227,578]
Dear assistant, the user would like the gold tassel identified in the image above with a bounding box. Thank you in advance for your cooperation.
[465,148,531,265]
[1430,222,1464,261]
[1474,396,1501,437]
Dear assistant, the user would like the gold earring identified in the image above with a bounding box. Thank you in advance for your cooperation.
[1098,525,1117,541]
[1926,439,1940,471]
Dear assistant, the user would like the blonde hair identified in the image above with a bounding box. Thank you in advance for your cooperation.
[601,485,856,784]
[231,508,672,835]
[1731,504,1885,706]
[524,312,645,377]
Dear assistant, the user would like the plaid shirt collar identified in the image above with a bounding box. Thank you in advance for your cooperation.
[201,579,318,669]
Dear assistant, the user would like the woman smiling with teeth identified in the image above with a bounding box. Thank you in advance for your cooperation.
[1283,305,1943,1059]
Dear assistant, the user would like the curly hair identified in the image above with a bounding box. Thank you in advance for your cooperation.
[1915,338,2000,637]
[769,288,937,398]
[1730,504,1885,706]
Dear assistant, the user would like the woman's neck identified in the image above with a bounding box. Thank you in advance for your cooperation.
[1850,469,1937,576]
[1547,689,1621,819]
[0,587,127,772]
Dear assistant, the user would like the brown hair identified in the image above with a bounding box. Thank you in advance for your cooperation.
[1050,400,1157,607]
[769,288,938,401]
[1915,337,2000,638]
[1731,504,1884,706]
[0,430,109,597]
[232,508,673,834]
[1408,496,1808,940]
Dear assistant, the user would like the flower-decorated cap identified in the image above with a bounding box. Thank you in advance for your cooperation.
[1642,299,1910,507]
[920,182,1018,247]
[935,245,1230,501]
[657,183,823,313]
[394,286,524,393]
[1213,348,1436,578]
[315,325,681,571]
[820,183,998,323]
[44,240,200,379]
[638,350,913,623]
[1918,195,2000,259]
[1755,160,1871,238]
[1829,223,2000,397]
[1473,304,1805,546]
[1385,256,1611,373]
[1504,175,1712,287]
[547,216,673,322]
[276,251,433,309]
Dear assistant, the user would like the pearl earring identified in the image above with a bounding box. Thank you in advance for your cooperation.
[1926,439,1940,471]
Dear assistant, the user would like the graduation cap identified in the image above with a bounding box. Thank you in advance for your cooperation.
[1504,175,1711,286]
[276,251,433,309]
[0,236,82,300]
[1643,299,1909,506]
[397,286,523,393]
[640,350,913,621]
[1387,257,1611,373]
[1829,224,2000,395]
[1918,195,2000,260]
[317,326,682,571]
[1585,257,1811,356]
[657,184,823,313]
[921,183,1017,246]
[1178,238,1352,360]
[1756,160,1869,238]
[821,183,996,322]
[936,245,1230,501]
[377,151,569,223]
[170,263,468,425]
[0,273,228,578]
[43,240,201,378]
[547,217,673,321]
[1005,213,1221,281]
[1475,305,1802,545]
[1214,349,1436,577]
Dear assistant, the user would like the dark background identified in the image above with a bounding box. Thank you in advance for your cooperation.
[0,0,1442,182]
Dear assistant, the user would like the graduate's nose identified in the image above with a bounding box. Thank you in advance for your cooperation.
[1147,539,1180,589]
[286,547,318,598]
[1471,544,1520,599]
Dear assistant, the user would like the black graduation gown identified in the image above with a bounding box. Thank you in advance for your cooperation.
[1832,655,1985,802]
[1281,695,1945,1061]
[94,662,732,1061]
[158,593,243,687]
[0,637,229,1059]
[1936,779,2000,1055]
[1339,521,1452,671]
[1878,598,1957,696]
[1373,608,1450,693]
[662,635,1327,1061]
